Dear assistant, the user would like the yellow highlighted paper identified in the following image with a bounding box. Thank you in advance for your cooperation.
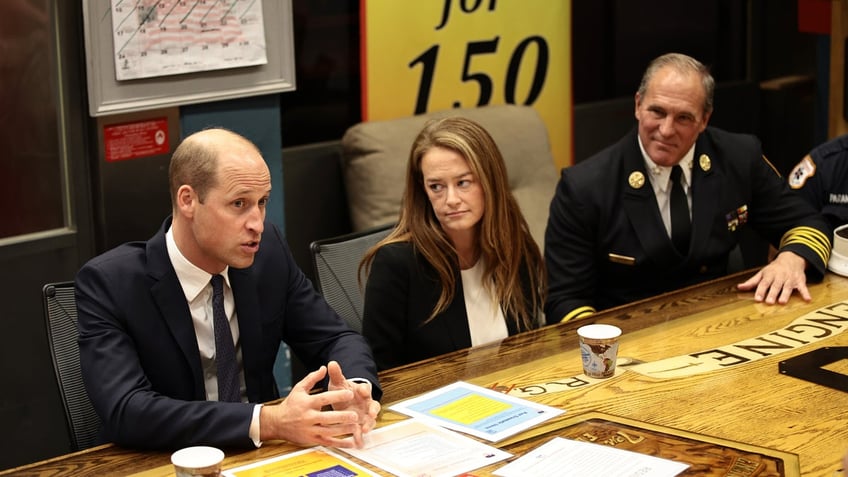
[430,394,511,425]
[225,447,376,477]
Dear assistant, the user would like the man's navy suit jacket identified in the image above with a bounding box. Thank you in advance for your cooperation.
[76,218,381,449]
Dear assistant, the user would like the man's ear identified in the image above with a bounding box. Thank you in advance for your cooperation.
[175,185,197,218]
[699,110,713,133]
[634,92,642,120]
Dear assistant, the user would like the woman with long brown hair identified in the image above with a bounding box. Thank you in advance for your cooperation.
[360,116,546,370]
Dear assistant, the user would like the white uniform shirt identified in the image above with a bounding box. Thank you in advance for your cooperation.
[637,136,695,237]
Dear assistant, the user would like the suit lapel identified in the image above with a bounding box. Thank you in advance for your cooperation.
[690,137,721,260]
[147,219,206,399]
[229,267,264,402]
[444,272,472,350]
[619,133,682,269]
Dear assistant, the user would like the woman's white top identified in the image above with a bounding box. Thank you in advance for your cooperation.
[461,258,508,346]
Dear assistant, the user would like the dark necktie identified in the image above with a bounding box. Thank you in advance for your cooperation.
[211,275,240,402]
[669,165,691,254]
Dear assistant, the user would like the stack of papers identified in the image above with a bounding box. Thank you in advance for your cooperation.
[224,381,689,477]
[343,419,511,476]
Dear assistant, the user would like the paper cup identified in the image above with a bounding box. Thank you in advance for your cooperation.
[577,324,622,378]
[171,446,224,477]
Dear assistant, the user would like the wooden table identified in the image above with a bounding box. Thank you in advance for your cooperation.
[4,271,847,476]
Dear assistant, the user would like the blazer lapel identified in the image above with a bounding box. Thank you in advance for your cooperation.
[147,219,206,399]
[229,267,264,402]
[689,138,721,260]
[444,272,472,350]
[619,134,682,269]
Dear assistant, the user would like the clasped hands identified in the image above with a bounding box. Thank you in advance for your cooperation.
[260,360,380,448]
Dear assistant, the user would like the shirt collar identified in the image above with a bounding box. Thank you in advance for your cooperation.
[166,225,230,302]
[637,135,695,192]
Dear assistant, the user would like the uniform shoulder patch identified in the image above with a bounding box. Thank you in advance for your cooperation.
[788,155,816,189]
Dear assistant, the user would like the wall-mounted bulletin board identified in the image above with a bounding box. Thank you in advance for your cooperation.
[82,0,295,117]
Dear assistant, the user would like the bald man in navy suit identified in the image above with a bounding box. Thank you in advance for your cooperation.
[76,129,381,450]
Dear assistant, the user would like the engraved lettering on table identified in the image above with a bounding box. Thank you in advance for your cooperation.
[645,361,704,375]
[732,336,795,357]
[807,308,848,329]
[617,430,645,444]
[767,330,809,345]
[822,301,848,316]
[575,430,645,447]
[690,349,751,367]
[489,382,515,394]
[785,323,836,338]
[514,377,591,395]
[556,418,793,475]
[726,456,765,477]
[515,384,547,396]
[559,377,591,389]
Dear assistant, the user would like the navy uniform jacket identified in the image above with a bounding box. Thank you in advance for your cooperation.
[362,242,535,370]
[789,133,848,230]
[545,127,831,324]
[76,218,381,449]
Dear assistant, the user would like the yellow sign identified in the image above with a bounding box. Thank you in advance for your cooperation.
[362,0,572,168]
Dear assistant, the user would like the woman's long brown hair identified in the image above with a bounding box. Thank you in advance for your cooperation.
[360,116,546,330]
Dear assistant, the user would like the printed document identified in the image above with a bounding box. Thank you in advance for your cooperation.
[389,381,564,442]
[494,437,689,477]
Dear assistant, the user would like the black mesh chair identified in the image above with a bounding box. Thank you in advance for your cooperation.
[43,282,103,451]
[310,224,394,333]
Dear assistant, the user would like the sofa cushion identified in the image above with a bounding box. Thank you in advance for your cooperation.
[340,104,558,251]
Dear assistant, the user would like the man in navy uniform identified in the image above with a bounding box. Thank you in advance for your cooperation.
[789,134,848,230]
[544,53,831,325]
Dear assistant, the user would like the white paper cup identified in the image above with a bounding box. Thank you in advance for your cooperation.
[577,324,622,378]
[170,446,224,477]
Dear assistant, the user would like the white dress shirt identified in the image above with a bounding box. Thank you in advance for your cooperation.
[637,136,694,237]
[165,227,263,446]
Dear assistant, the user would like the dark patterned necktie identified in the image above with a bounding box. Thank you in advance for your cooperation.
[211,275,240,402]
[670,165,691,254]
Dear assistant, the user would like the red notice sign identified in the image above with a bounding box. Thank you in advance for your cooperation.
[103,118,170,162]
